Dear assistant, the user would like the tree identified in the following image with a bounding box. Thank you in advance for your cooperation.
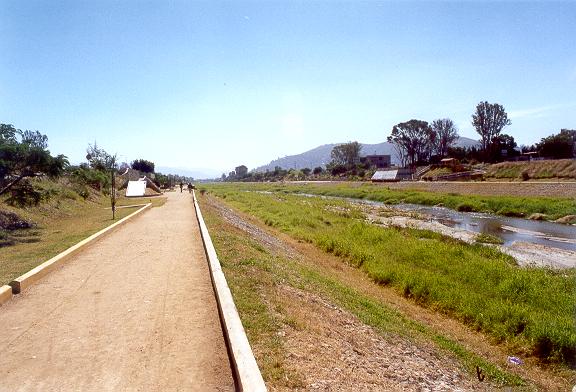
[312,166,323,175]
[20,130,48,149]
[86,143,115,172]
[0,124,18,143]
[471,101,511,161]
[537,129,576,159]
[493,133,518,160]
[0,125,68,195]
[131,159,155,173]
[85,143,118,218]
[431,118,459,157]
[330,142,362,168]
[387,119,434,168]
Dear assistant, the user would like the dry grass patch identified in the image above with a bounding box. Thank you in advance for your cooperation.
[485,159,576,180]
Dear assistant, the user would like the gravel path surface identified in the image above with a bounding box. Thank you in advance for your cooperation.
[0,192,234,391]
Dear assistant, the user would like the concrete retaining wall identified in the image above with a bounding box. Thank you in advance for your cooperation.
[192,191,267,392]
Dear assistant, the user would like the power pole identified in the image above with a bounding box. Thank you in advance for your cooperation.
[110,155,117,220]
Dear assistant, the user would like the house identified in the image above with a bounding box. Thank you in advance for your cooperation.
[440,158,459,168]
[235,165,248,177]
[361,155,391,168]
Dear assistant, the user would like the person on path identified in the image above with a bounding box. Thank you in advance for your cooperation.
[179,182,184,192]
[187,183,193,193]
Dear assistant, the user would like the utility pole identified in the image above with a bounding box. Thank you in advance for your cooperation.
[109,155,117,220]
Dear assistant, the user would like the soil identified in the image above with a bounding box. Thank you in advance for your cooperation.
[206,196,574,391]
[0,192,234,391]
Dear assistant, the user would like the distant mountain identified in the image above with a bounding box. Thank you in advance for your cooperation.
[155,166,221,180]
[254,137,480,172]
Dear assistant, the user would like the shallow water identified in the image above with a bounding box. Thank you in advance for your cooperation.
[288,192,576,252]
[389,203,576,251]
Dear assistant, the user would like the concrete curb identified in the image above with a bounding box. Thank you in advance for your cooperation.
[0,285,12,306]
[8,203,152,296]
[192,191,267,392]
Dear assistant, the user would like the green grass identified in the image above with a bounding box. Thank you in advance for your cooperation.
[211,182,575,220]
[202,184,576,367]
[476,233,504,245]
[200,195,526,387]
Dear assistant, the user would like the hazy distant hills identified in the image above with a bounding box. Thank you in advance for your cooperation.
[156,166,222,180]
[255,137,480,172]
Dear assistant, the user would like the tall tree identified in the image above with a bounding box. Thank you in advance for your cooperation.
[471,101,511,161]
[86,143,115,172]
[431,118,459,157]
[537,129,576,159]
[0,125,68,195]
[387,119,434,168]
[131,159,155,173]
[330,141,362,168]
[0,124,18,143]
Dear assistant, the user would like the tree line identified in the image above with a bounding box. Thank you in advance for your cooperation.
[1,123,194,206]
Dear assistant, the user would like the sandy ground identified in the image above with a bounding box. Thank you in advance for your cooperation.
[0,191,234,391]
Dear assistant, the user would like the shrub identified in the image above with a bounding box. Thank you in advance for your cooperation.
[456,202,475,212]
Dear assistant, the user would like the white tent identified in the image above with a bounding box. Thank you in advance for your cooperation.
[126,180,147,197]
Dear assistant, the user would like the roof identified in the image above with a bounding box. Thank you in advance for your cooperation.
[371,170,398,181]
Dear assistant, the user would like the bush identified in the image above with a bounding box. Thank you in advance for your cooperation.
[456,202,475,212]
[70,167,110,193]
[6,181,44,206]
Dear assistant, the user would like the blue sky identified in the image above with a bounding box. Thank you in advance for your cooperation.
[1,1,575,176]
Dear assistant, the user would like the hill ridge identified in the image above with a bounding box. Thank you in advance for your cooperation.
[255,137,479,172]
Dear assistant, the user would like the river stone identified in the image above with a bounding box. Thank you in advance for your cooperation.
[554,215,576,224]
[528,213,548,221]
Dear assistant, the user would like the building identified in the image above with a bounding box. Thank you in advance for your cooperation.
[361,155,391,168]
[235,165,248,177]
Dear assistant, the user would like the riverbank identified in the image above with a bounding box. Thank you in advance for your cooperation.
[247,182,576,221]
[361,204,576,269]
[201,184,576,369]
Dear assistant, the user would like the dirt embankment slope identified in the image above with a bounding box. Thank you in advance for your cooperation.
[0,191,233,391]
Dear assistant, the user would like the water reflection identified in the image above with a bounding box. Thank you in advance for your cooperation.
[392,203,576,251]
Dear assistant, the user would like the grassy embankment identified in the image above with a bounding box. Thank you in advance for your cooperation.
[485,159,576,181]
[203,184,576,368]
[230,181,575,219]
[199,194,528,388]
[0,179,165,286]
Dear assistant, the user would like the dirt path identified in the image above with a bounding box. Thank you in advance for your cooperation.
[0,192,234,391]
